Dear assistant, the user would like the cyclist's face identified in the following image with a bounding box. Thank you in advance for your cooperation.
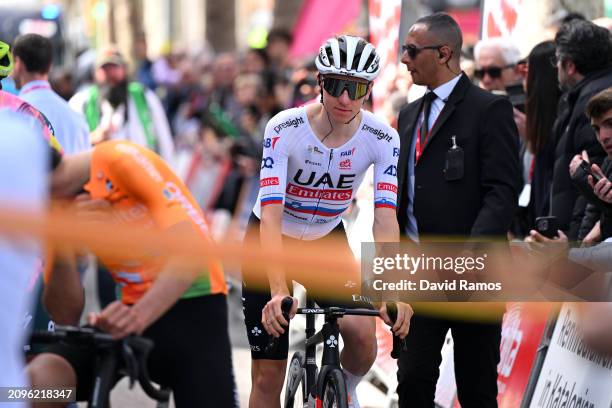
[321,74,371,122]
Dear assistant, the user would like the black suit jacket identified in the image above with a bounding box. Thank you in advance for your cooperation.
[396,74,520,239]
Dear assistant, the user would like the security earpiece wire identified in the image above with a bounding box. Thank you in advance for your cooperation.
[445,50,461,76]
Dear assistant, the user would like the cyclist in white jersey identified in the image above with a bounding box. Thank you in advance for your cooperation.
[243,35,413,408]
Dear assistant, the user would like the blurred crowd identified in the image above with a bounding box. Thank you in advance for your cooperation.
[8,10,612,294]
[31,14,612,247]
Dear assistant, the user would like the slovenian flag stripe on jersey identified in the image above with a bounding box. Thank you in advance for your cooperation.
[284,203,347,216]
[261,196,283,206]
[375,199,396,209]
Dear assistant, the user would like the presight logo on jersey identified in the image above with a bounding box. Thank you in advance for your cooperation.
[339,159,351,170]
[273,117,304,133]
[377,182,397,193]
[340,147,356,157]
[362,124,391,142]
[261,157,274,169]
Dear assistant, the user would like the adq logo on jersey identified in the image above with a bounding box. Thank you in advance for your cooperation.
[261,157,274,169]
[339,159,352,170]
[384,165,397,177]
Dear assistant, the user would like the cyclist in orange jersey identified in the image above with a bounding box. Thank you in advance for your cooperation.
[28,140,237,407]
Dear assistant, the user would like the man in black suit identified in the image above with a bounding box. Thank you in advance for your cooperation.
[395,13,520,407]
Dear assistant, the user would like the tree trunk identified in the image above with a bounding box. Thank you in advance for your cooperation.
[272,0,303,31]
[206,0,235,52]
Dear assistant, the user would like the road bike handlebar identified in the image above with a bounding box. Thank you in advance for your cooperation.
[30,326,170,402]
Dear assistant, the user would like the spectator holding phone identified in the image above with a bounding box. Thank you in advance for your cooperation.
[572,89,612,242]
[549,20,612,240]
[531,88,612,243]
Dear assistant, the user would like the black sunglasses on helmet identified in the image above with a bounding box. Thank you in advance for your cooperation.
[322,77,370,100]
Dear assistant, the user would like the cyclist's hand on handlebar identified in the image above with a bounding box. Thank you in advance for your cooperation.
[379,302,413,339]
[88,301,145,340]
[262,295,298,338]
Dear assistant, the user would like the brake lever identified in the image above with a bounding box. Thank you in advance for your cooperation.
[264,297,294,355]
[385,302,408,356]
[121,340,139,389]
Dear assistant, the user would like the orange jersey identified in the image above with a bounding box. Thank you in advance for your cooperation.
[85,140,226,304]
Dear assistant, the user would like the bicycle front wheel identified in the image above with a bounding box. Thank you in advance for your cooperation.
[321,368,348,408]
[284,351,306,407]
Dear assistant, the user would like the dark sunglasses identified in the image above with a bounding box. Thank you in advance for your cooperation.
[322,77,370,100]
[401,43,442,59]
[474,65,514,80]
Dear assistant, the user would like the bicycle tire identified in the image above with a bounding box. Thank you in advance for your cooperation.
[284,351,306,407]
[321,368,348,408]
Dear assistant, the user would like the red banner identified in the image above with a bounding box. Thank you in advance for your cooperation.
[368,0,402,115]
[289,0,361,60]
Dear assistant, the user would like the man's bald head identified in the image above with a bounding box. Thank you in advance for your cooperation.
[414,13,463,61]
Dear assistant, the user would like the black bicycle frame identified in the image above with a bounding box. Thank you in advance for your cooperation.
[90,345,118,408]
[298,302,381,401]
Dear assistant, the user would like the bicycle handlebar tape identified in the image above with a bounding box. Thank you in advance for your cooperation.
[386,302,409,359]
[265,297,294,355]
[281,296,294,314]
[386,302,398,324]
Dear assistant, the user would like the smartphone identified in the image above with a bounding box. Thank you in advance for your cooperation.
[505,84,526,112]
[535,216,558,238]
[579,160,603,183]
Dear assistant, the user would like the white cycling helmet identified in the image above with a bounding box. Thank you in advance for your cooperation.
[315,35,381,82]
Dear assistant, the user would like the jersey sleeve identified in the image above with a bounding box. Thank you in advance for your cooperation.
[259,118,290,207]
[373,126,400,210]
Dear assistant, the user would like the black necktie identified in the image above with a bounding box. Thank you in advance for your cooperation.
[419,91,437,147]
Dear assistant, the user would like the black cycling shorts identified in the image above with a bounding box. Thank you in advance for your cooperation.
[242,214,373,360]
[43,294,238,407]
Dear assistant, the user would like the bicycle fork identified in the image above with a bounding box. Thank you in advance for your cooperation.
[303,307,342,407]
